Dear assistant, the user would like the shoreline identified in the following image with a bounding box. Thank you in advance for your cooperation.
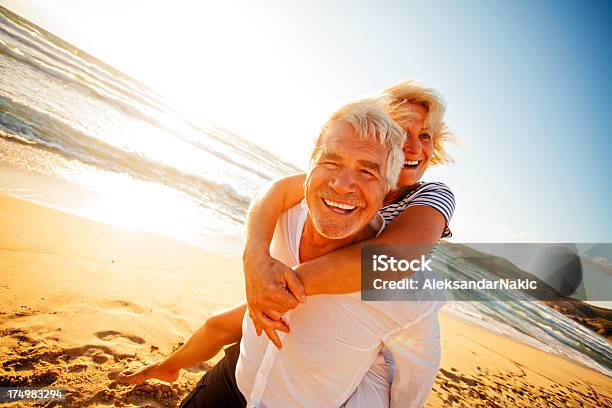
[0,193,610,407]
[0,158,245,258]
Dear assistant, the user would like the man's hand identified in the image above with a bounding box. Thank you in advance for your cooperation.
[243,248,305,347]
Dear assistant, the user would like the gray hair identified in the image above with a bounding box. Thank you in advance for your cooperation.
[309,98,406,190]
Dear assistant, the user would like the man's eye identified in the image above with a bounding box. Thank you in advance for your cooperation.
[322,162,338,169]
[419,133,432,140]
[360,169,376,179]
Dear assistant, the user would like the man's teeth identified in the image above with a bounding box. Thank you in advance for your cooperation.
[404,160,420,166]
[323,199,356,210]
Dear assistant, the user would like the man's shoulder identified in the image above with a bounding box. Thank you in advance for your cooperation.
[279,200,308,231]
[270,201,308,267]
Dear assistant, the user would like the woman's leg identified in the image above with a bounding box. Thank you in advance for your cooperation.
[118,302,247,384]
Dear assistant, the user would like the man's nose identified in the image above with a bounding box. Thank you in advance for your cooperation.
[329,168,357,195]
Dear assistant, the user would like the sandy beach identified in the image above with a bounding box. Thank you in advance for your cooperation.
[1,193,610,407]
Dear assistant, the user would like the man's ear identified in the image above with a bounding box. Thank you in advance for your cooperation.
[381,177,391,195]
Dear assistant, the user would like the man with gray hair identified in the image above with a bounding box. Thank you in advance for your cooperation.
[180,98,442,407]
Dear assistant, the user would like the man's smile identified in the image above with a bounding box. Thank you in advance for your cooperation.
[320,197,360,215]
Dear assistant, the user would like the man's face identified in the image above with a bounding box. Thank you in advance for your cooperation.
[305,121,388,240]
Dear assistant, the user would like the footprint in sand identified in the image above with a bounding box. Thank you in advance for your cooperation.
[1,328,39,347]
[68,363,88,373]
[95,330,145,345]
[103,299,146,314]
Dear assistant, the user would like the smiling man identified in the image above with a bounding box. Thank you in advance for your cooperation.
[180,98,443,408]
[299,119,396,261]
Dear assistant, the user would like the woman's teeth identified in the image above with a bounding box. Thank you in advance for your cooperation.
[323,198,356,211]
[404,160,420,168]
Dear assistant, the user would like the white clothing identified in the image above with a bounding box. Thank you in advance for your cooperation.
[235,201,443,408]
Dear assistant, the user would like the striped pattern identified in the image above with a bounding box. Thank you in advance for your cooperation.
[379,181,455,238]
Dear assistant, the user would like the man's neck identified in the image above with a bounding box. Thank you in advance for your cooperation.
[299,216,374,263]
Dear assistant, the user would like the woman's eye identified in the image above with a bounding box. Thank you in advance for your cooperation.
[419,133,432,140]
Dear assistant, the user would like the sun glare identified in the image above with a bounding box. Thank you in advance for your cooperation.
[67,167,194,236]
[55,1,342,169]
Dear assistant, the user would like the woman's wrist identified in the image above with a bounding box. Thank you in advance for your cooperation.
[243,240,271,264]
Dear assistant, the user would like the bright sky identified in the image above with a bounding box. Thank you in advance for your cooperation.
[3,0,612,244]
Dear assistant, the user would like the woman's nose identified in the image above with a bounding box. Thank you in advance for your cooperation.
[404,132,422,154]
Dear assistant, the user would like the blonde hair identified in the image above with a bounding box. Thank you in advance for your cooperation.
[382,80,455,165]
[309,98,406,190]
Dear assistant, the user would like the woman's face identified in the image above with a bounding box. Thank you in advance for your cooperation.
[397,103,434,187]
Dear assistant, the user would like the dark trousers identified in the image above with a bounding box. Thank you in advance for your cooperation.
[179,343,247,408]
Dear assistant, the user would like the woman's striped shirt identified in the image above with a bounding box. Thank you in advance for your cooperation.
[379,181,455,238]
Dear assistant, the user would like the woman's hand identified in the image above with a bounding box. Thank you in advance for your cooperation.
[243,246,304,348]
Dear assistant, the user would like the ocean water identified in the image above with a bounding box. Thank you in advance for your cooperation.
[433,245,611,377]
[0,6,609,378]
[0,6,300,254]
